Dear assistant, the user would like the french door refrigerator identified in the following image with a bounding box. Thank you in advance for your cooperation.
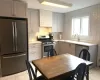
[0,17,28,76]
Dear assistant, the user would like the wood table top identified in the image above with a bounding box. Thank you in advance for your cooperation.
[32,53,93,80]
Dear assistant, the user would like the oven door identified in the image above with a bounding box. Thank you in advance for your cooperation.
[43,44,54,57]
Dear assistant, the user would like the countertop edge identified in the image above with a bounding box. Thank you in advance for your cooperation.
[54,40,97,46]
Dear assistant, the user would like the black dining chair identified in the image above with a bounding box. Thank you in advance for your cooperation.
[26,60,46,80]
[47,48,58,57]
[74,63,87,80]
[79,49,90,80]
[62,63,86,80]
[79,49,90,61]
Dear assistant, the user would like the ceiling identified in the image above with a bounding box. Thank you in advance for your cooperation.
[22,0,100,13]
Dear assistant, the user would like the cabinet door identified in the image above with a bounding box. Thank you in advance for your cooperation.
[54,41,59,54]
[29,44,42,61]
[52,13,58,32]
[13,1,27,18]
[15,19,28,52]
[0,19,14,54]
[59,42,75,55]
[59,42,70,54]
[40,10,52,27]
[57,13,64,32]
[75,45,89,57]
[68,43,75,55]
[0,0,13,17]
[52,13,63,32]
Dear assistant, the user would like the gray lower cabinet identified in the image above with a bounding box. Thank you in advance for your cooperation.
[55,41,75,55]
[75,44,98,67]
[54,41,98,67]
[75,45,89,56]
[28,43,42,61]
[54,41,59,55]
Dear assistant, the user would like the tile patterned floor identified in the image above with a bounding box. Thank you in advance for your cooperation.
[0,67,100,80]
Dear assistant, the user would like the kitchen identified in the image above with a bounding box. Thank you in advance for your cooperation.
[0,0,100,80]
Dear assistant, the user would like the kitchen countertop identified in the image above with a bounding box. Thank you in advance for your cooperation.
[54,40,97,46]
[29,39,97,46]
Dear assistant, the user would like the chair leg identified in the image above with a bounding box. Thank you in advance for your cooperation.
[35,67,37,77]
[86,66,89,80]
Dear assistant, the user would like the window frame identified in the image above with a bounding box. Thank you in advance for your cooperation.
[71,16,89,36]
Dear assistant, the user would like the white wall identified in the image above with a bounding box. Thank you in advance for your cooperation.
[62,4,100,65]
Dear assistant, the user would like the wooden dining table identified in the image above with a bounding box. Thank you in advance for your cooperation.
[32,53,93,80]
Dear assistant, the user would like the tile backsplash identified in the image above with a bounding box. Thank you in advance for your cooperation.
[37,27,52,37]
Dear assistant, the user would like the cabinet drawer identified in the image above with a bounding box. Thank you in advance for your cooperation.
[29,50,41,61]
[29,44,41,48]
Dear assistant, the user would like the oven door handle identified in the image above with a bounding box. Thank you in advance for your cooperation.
[43,44,54,46]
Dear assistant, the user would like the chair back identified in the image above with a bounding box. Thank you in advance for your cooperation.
[47,49,57,57]
[26,60,37,80]
[74,63,86,80]
[79,49,90,61]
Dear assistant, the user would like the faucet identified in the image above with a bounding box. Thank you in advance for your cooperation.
[74,34,80,41]
[77,35,80,42]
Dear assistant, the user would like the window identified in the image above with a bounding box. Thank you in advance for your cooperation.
[72,16,89,36]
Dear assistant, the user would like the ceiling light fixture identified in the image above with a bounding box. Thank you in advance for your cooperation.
[38,0,72,8]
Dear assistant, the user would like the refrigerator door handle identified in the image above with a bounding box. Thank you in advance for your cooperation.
[12,22,15,52]
[14,22,17,52]
[2,54,26,59]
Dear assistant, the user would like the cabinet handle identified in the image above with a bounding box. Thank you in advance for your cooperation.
[12,22,15,51]
[15,22,17,51]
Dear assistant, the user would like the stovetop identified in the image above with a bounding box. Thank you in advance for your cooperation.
[37,38,54,43]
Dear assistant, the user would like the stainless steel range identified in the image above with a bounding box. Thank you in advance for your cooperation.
[37,34,54,57]
[42,41,54,57]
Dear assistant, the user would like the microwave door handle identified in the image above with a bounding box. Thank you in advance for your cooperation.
[15,22,17,52]
[12,22,15,52]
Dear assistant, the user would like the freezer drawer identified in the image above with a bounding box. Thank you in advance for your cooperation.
[1,53,27,76]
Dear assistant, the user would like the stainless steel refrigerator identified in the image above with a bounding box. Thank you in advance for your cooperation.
[0,17,28,76]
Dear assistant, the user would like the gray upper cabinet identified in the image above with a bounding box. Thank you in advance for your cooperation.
[0,0,27,18]
[40,10,52,27]
[0,0,13,17]
[13,0,27,18]
[52,12,64,32]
